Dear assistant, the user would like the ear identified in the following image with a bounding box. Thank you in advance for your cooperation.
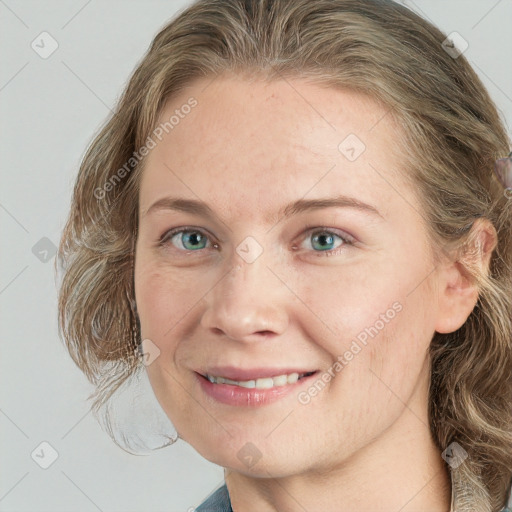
[434,218,497,334]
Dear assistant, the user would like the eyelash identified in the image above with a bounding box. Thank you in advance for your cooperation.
[158,224,355,257]
[300,222,355,256]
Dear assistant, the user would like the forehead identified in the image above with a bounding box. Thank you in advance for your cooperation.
[139,74,415,225]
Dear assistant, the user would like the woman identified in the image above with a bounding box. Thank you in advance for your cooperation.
[57,0,512,510]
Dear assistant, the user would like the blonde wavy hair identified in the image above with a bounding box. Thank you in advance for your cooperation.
[57,0,512,509]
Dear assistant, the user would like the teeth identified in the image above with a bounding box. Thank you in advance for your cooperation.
[272,374,288,386]
[206,372,309,389]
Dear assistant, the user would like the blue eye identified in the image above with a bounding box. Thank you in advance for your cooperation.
[303,228,353,255]
[161,228,212,251]
[159,226,354,256]
[310,231,342,251]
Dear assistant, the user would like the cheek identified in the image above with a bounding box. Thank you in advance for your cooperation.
[292,262,399,347]
[134,260,203,423]
[134,259,207,342]
[294,259,434,382]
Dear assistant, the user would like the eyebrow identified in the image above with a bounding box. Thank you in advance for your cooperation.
[143,195,383,222]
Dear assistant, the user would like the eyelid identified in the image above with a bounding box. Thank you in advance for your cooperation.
[300,223,356,244]
[159,226,217,251]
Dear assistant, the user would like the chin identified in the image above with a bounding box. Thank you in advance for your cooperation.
[203,443,306,478]
[224,458,298,479]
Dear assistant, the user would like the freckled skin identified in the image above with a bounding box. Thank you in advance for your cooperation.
[134,75,478,511]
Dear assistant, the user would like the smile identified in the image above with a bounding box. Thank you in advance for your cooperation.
[205,371,317,389]
[196,370,321,406]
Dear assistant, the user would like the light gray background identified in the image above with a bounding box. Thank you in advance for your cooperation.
[1,1,511,511]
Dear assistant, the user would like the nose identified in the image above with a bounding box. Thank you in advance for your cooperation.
[200,255,289,343]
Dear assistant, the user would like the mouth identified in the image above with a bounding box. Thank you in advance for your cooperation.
[197,370,319,390]
[195,368,322,407]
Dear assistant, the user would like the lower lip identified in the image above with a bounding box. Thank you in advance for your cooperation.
[196,372,319,407]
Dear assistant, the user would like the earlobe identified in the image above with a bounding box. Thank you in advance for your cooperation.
[434,218,497,334]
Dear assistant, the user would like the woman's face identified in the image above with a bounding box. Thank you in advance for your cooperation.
[135,74,446,476]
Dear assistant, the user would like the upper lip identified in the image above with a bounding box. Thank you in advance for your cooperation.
[197,366,319,381]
